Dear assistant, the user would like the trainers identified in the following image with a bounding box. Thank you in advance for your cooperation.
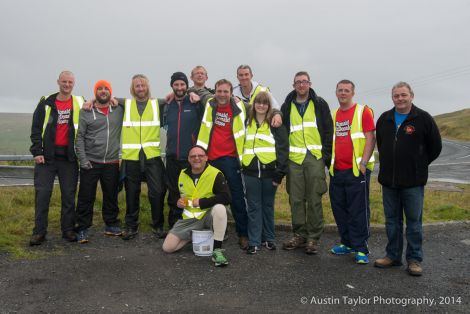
[246,246,260,254]
[331,244,355,255]
[62,230,77,242]
[122,228,138,240]
[355,252,369,264]
[305,240,318,255]
[212,248,229,267]
[407,261,423,276]
[263,241,277,250]
[152,227,167,239]
[374,256,403,268]
[238,236,249,250]
[29,234,46,246]
[282,235,306,250]
[105,226,122,236]
[77,229,89,244]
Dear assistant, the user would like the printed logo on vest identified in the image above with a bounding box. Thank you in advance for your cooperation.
[404,125,415,135]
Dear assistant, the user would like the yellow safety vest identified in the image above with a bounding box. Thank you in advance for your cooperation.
[178,164,222,220]
[329,104,375,177]
[121,98,161,161]
[42,95,84,139]
[289,100,323,165]
[249,85,269,104]
[242,120,276,166]
[197,98,246,161]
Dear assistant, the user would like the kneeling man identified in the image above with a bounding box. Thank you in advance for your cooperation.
[162,145,231,267]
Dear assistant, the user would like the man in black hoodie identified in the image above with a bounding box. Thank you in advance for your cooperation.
[280,71,333,254]
[374,82,441,276]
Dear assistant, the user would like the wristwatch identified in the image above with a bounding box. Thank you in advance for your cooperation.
[360,160,368,167]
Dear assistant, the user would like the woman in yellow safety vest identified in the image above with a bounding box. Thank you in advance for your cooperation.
[241,92,289,254]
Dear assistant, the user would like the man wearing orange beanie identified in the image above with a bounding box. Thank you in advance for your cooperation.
[75,80,125,243]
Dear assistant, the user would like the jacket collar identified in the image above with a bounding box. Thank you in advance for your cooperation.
[385,104,418,121]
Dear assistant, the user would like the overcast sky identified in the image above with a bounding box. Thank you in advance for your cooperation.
[1,0,469,117]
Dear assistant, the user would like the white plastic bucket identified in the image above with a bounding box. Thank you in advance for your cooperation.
[192,229,214,256]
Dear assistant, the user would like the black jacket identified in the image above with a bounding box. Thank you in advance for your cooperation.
[376,104,442,188]
[242,124,289,184]
[30,93,78,162]
[280,88,333,168]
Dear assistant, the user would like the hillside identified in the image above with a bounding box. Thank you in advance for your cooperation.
[434,108,470,141]
[0,113,32,154]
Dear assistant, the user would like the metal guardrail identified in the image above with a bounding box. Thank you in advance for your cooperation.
[0,155,34,179]
[0,155,33,161]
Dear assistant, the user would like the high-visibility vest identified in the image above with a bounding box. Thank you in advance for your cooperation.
[178,164,222,220]
[242,120,276,166]
[249,85,269,104]
[289,100,323,164]
[196,98,246,161]
[329,104,375,177]
[121,98,161,161]
[42,95,84,139]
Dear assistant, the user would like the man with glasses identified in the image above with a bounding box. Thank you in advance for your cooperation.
[162,145,231,267]
[280,71,333,254]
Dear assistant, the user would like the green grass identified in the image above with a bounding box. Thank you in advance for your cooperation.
[1,177,469,258]
[0,113,32,154]
[434,108,470,141]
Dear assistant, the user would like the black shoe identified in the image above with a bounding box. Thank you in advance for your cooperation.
[263,241,277,250]
[122,228,138,240]
[29,234,46,246]
[246,246,260,254]
[62,231,77,242]
[152,227,167,239]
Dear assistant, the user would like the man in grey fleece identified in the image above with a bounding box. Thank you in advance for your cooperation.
[75,80,124,243]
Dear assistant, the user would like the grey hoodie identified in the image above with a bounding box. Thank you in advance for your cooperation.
[75,105,124,169]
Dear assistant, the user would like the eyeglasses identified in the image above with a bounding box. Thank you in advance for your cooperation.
[294,80,311,86]
[189,154,205,159]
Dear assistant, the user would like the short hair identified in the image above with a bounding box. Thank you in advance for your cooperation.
[336,79,355,91]
[188,145,208,156]
[215,79,233,93]
[130,74,151,98]
[294,71,310,82]
[237,64,253,75]
[191,65,207,76]
[58,70,74,80]
[248,91,273,126]
[392,81,414,97]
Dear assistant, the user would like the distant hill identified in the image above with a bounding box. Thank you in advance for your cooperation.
[0,113,32,154]
[434,108,470,141]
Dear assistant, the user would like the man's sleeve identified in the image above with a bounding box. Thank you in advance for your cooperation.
[30,97,46,156]
[268,91,280,110]
[198,173,231,209]
[425,113,442,164]
[75,110,89,168]
[362,106,376,132]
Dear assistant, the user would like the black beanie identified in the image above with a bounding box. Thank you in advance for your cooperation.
[170,72,188,87]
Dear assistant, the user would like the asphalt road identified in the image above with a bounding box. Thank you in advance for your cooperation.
[0,223,469,313]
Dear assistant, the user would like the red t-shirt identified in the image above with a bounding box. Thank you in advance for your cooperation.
[334,104,375,170]
[55,98,73,146]
[98,106,109,115]
[208,105,238,160]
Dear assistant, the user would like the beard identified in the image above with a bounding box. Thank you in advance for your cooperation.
[96,94,110,104]
[173,89,187,99]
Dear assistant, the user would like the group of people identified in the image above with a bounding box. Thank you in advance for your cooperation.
[29,65,442,274]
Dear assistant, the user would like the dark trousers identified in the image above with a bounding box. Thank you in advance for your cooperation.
[165,156,188,228]
[210,156,247,237]
[33,160,78,235]
[124,157,166,229]
[329,169,371,254]
[75,162,120,231]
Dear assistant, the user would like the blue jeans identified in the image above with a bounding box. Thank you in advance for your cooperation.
[382,185,424,262]
[244,175,277,246]
[210,157,248,237]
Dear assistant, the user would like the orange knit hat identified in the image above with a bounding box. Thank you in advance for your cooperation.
[94,80,112,96]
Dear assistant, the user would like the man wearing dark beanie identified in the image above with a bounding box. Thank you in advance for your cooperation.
[75,80,124,243]
[163,72,205,229]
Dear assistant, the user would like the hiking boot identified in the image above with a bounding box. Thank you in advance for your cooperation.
[105,226,122,236]
[407,261,423,276]
[238,236,249,250]
[29,234,46,246]
[355,252,369,264]
[152,227,167,239]
[77,229,89,244]
[282,235,306,250]
[305,240,318,255]
[122,228,138,240]
[374,256,403,268]
[331,244,354,255]
[263,241,277,250]
[246,246,260,254]
[62,231,77,242]
[212,248,229,267]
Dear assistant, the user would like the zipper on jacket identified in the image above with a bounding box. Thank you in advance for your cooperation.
[104,113,110,163]
[176,101,182,160]
[255,123,261,178]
